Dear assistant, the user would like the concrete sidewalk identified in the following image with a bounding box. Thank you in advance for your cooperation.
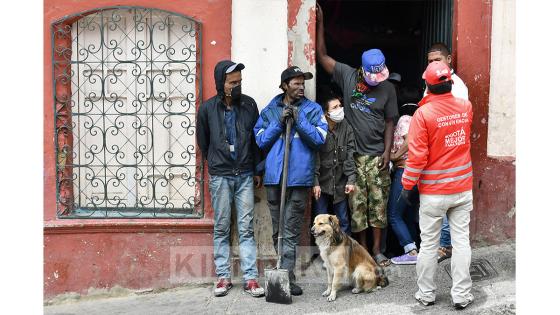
[44,242,515,315]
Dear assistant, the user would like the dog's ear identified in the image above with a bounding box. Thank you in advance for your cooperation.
[328,215,340,228]
[329,215,343,244]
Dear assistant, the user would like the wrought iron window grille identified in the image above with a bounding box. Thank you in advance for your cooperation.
[52,7,204,218]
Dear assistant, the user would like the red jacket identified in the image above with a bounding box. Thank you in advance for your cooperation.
[402,93,473,194]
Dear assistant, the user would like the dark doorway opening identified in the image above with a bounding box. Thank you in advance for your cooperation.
[316,0,454,257]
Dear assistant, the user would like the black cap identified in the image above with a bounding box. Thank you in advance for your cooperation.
[225,62,245,74]
[388,72,402,83]
[280,66,313,87]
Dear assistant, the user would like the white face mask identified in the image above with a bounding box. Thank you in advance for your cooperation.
[328,107,344,123]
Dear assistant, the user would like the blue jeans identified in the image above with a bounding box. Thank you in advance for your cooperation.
[440,215,451,247]
[387,168,418,253]
[209,175,258,281]
[312,193,351,235]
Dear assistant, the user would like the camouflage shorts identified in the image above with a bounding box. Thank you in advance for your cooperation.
[349,155,391,231]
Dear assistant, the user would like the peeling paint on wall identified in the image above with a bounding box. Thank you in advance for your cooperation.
[288,0,303,29]
[287,40,294,67]
[305,6,316,66]
[287,0,316,101]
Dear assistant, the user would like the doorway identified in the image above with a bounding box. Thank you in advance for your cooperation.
[316,0,453,101]
[316,0,454,257]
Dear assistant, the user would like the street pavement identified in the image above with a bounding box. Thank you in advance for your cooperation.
[44,242,515,315]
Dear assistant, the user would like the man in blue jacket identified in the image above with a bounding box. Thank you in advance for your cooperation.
[254,66,327,296]
[197,60,264,298]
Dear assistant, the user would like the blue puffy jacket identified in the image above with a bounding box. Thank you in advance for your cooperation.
[254,94,327,187]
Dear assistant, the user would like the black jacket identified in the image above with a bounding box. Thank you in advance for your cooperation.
[314,119,357,203]
[196,60,262,176]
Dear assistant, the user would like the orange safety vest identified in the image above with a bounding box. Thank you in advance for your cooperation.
[402,93,473,194]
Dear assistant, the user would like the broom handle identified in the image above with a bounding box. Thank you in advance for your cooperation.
[277,117,292,269]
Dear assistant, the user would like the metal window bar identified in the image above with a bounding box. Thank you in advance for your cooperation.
[52,7,204,218]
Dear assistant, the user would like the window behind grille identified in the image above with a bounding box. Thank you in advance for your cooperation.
[52,7,203,218]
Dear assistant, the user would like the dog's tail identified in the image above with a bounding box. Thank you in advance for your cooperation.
[375,265,389,288]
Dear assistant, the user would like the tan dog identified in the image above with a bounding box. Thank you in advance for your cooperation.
[311,214,389,301]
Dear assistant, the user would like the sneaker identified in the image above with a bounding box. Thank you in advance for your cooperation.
[390,252,418,265]
[290,283,303,296]
[453,294,474,309]
[243,279,265,297]
[214,278,233,297]
[414,292,435,306]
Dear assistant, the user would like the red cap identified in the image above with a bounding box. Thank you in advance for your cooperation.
[422,61,452,85]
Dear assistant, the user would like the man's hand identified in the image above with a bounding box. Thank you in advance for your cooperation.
[399,189,413,206]
[313,185,321,200]
[378,151,390,171]
[291,106,299,122]
[345,184,355,194]
[315,3,335,75]
[399,186,419,206]
[281,106,293,124]
[316,3,324,25]
[253,176,263,189]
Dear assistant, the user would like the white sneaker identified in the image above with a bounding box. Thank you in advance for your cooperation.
[414,291,435,306]
[453,293,474,309]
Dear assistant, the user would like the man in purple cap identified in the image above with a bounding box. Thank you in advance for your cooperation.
[316,5,398,267]
[197,60,264,297]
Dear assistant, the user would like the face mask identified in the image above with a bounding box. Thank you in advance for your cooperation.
[229,85,242,102]
[329,107,344,123]
[362,71,380,87]
[427,81,452,95]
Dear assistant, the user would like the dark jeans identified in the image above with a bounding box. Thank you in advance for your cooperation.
[312,193,351,235]
[440,215,452,247]
[267,185,309,281]
[387,168,418,253]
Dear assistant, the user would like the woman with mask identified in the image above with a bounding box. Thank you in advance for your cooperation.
[312,93,357,235]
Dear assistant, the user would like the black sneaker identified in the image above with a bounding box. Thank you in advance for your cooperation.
[290,283,303,296]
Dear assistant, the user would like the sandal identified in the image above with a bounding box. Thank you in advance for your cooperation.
[437,246,452,263]
[374,253,392,267]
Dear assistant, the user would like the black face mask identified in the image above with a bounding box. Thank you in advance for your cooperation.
[427,81,453,94]
[230,85,242,102]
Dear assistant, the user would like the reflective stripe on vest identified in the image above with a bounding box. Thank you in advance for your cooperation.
[420,171,473,185]
[403,174,419,181]
[406,161,472,175]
